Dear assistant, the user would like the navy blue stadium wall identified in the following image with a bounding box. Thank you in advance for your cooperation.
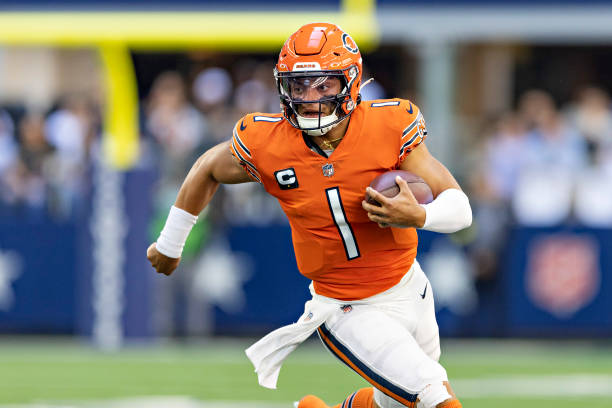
[0,202,611,338]
[0,218,78,333]
[504,227,612,337]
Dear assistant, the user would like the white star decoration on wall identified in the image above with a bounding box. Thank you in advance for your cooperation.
[0,250,22,311]
[191,239,253,314]
[423,240,478,316]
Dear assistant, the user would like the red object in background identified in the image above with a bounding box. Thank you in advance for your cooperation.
[526,234,600,319]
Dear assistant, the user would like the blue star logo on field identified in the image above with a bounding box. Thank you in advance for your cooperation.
[0,250,22,311]
[322,163,334,177]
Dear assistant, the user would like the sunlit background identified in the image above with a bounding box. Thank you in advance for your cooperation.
[0,1,611,407]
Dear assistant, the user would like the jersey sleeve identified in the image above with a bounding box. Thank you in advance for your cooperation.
[229,115,263,183]
[398,100,428,163]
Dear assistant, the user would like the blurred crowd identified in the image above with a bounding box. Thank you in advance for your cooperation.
[3,56,611,231]
[472,87,612,229]
[2,56,611,256]
[0,96,100,220]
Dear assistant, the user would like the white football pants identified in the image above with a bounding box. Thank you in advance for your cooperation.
[314,261,448,408]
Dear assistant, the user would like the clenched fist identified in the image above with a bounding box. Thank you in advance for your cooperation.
[147,243,180,276]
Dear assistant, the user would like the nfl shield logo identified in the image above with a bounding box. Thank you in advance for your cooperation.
[322,163,334,177]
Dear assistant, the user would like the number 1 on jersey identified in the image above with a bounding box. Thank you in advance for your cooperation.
[325,187,360,260]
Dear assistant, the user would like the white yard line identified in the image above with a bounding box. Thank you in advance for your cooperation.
[453,374,612,397]
[84,396,290,408]
[0,397,289,408]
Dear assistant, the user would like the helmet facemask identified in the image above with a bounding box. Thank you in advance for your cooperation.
[276,67,359,136]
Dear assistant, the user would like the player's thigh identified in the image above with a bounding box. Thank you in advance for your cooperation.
[318,304,447,404]
[412,263,441,361]
[379,262,441,361]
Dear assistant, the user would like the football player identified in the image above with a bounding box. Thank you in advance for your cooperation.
[147,23,472,408]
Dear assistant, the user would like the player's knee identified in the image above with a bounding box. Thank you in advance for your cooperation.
[415,357,447,391]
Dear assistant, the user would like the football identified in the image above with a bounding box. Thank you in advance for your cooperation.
[367,170,433,205]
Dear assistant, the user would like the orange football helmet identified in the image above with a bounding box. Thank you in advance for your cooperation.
[275,23,363,136]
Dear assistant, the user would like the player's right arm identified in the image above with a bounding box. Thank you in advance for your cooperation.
[175,140,252,214]
[147,140,252,276]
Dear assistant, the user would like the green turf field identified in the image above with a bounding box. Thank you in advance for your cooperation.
[1,337,611,407]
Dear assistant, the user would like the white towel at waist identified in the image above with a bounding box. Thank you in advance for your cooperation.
[245,298,338,389]
[245,260,419,389]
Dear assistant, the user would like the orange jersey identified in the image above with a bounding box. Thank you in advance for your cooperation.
[230,99,428,300]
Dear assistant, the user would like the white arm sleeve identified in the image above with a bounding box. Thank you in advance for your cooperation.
[419,188,472,233]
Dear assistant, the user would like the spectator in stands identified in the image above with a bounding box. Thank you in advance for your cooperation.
[233,61,279,117]
[146,71,207,178]
[519,90,588,171]
[193,67,233,112]
[481,112,529,202]
[45,95,97,218]
[19,113,53,177]
[192,66,234,145]
[513,90,588,226]
[1,113,52,217]
[565,86,612,165]
[0,110,18,211]
[45,95,95,165]
[565,87,612,226]
[0,109,17,177]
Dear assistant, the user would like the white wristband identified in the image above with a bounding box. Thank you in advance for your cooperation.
[155,206,198,258]
[420,188,472,233]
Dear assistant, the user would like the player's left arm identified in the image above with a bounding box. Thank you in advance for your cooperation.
[399,141,461,197]
[364,142,472,232]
